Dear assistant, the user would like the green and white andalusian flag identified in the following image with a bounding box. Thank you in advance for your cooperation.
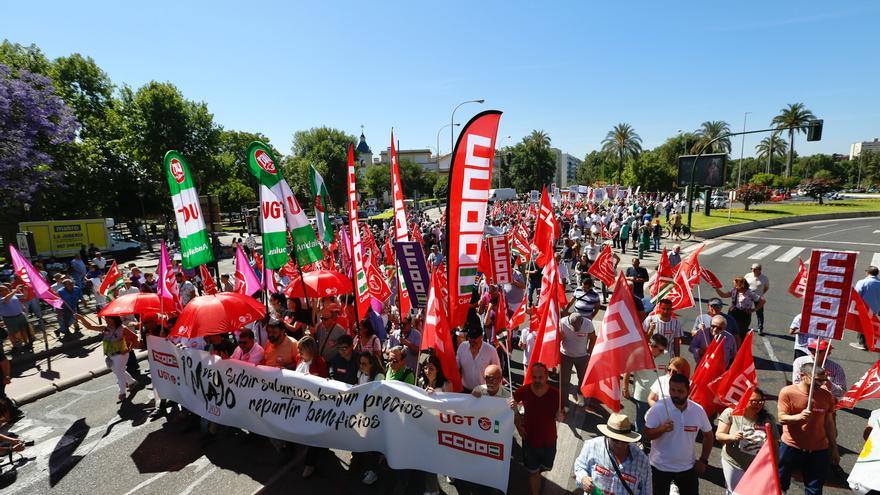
[246,141,289,270]
[308,166,334,243]
[163,151,214,269]
[279,178,323,267]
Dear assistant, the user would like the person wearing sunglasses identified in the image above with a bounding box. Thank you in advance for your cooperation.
[778,364,839,495]
[716,387,777,493]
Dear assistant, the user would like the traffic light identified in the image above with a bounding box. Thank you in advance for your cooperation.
[807,119,823,142]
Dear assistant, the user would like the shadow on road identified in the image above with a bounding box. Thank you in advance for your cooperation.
[48,418,89,486]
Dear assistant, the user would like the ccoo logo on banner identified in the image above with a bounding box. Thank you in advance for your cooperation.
[799,249,858,340]
[395,241,430,309]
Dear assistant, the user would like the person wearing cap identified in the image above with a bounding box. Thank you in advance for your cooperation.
[689,313,738,366]
[690,297,739,358]
[853,265,880,351]
[743,263,770,335]
[456,326,500,393]
[778,363,838,495]
[792,339,847,400]
[644,372,714,495]
[574,413,652,495]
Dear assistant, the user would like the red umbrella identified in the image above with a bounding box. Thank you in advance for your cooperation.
[98,293,165,317]
[284,269,353,298]
[170,292,265,338]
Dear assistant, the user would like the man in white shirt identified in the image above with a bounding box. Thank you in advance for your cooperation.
[744,263,769,334]
[644,373,714,495]
[456,327,501,392]
[230,328,264,365]
[559,313,596,408]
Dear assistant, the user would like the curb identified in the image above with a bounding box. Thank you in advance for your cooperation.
[13,349,149,406]
[10,334,103,372]
[695,210,880,239]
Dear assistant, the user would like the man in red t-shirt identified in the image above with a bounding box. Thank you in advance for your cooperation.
[777,363,839,495]
[511,362,563,495]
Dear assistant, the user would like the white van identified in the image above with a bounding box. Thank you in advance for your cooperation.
[488,188,517,202]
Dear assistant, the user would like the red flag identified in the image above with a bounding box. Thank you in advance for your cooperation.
[98,261,123,296]
[531,186,558,267]
[512,225,531,264]
[581,273,655,385]
[700,267,723,290]
[732,424,782,495]
[677,244,704,288]
[524,258,562,384]
[689,337,727,416]
[587,244,617,288]
[390,131,410,242]
[487,235,512,285]
[836,360,880,410]
[366,263,392,302]
[731,383,756,417]
[800,250,857,340]
[493,296,510,353]
[508,292,528,331]
[410,225,425,247]
[658,269,695,313]
[581,376,621,412]
[707,331,757,413]
[600,223,613,240]
[478,237,494,283]
[199,265,218,295]
[788,258,808,298]
[651,248,675,301]
[347,144,371,320]
[384,237,394,266]
[420,268,462,392]
[845,288,880,351]
[254,253,264,272]
[446,110,502,329]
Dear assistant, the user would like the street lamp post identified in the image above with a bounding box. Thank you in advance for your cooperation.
[451,99,484,155]
[736,112,751,190]
[437,123,460,170]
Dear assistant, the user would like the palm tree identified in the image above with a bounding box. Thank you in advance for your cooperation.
[771,103,816,177]
[601,123,642,184]
[526,129,551,148]
[692,120,732,154]
[755,134,788,174]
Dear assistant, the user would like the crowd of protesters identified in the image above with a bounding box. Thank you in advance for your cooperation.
[1,190,879,495]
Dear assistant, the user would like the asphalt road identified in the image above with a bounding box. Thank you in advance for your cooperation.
[2,217,877,494]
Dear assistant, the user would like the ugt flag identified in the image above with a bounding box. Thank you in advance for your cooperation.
[309,166,335,243]
[164,151,214,269]
[246,141,289,270]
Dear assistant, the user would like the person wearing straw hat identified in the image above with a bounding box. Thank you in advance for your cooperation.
[574,413,651,495]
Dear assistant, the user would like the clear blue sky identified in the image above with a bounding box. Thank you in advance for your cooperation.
[3,1,878,160]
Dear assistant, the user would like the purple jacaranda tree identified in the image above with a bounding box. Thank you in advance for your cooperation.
[0,63,79,208]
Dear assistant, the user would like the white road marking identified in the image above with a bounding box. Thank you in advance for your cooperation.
[9,419,34,433]
[726,235,880,248]
[723,243,758,258]
[874,229,880,234]
[18,425,54,441]
[760,335,785,372]
[775,247,805,263]
[872,253,880,268]
[748,245,781,260]
[180,466,218,495]
[700,241,736,256]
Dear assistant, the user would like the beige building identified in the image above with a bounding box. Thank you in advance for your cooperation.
[850,138,880,160]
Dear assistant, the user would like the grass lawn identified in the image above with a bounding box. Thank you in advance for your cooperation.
[689,199,880,231]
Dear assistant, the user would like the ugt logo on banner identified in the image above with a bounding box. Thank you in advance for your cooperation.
[800,249,858,340]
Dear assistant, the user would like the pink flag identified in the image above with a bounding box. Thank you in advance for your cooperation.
[264,268,278,294]
[157,240,180,310]
[8,244,63,309]
[234,244,260,297]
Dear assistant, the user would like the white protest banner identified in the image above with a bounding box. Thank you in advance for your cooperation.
[148,336,513,491]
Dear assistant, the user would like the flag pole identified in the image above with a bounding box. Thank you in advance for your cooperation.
[652,368,673,420]
[806,336,823,412]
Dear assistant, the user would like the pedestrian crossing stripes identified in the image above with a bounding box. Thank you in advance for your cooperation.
[873,252,880,268]
[699,241,735,256]
[748,245,781,260]
[775,246,805,263]
[723,243,758,258]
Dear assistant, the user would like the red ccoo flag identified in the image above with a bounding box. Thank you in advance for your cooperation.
[700,267,723,290]
[524,255,562,384]
[788,258,808,298]
[581,273,655,385]
[677,244,704,288]
[587,244,617,288]
[732,424,782,495]
[580,375,621,413]
[845,288,880,351]
[731,383,757,417]
[708,331,757,412]
[836,359,880,410]
[531,186,558,267]
[199,265,218,295]
[508,292,528,331]
[347,144,371,321]
[420,267,462,392]
[651,247,675,302]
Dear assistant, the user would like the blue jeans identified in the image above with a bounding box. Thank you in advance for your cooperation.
[778,442,829,495]
[652,237,661,251]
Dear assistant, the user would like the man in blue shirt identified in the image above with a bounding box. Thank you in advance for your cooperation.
[853,265,880,351]
[57,279,83,339]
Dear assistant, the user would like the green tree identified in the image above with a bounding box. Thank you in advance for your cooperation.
[794,154,844,183]
[749,173,782,188]
[621,150,676,192]
[772,103,816,178]
[49,54,114,136]
[285,127,357,208]
[857,150,880,187]
[601,123,642,184]
[434,173,449,199]
[754,134,788,175]
[692,120,731,154]
[509,131,556,192]
[0,40,51,75]
[577,150,611,185]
